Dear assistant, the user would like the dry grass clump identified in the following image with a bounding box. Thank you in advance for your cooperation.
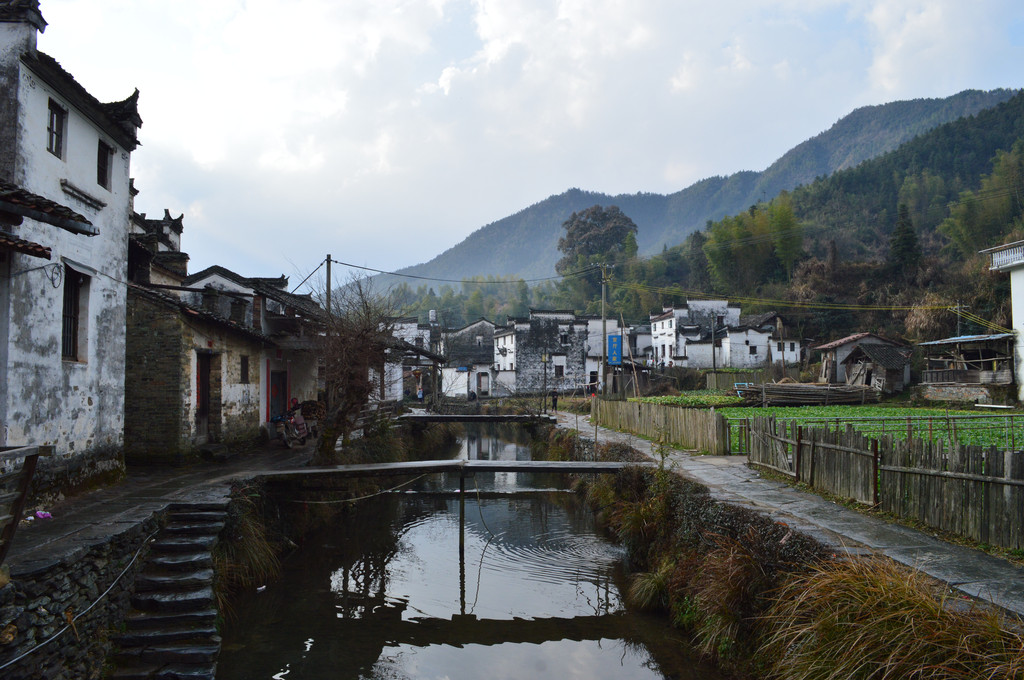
[560,397,593,414]
[760,556,1024,680]
[213,485,281,617]
[539,428,583,461]
[689,535,771,659]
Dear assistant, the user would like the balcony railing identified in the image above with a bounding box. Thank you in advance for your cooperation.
[921,368,1013,385]
[988,242,1024,270]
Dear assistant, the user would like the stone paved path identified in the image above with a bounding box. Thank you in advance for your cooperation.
[555,409,1024,620]
[6,443,314,577]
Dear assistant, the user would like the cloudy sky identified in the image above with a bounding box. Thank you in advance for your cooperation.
[35,0,1024,291]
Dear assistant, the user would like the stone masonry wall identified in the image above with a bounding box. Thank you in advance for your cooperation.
[124,291,192,464]
[26,447,124,506]
[914,383,1015,405]
[0,514,160,680]
[515,318,588,394]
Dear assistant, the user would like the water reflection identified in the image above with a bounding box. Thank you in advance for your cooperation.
[218,427,722,680]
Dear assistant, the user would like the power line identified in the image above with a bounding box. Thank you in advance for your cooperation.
[289,259,325,294]
[328,258,600,285]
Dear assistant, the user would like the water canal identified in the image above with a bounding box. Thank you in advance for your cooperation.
[217,425,723,680]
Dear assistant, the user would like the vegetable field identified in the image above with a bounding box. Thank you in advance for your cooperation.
[722,405,1024,451]
[630,392,744,408]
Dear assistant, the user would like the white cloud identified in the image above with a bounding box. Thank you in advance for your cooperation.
[30,0,1024,280]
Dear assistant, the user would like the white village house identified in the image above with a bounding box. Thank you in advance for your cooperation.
[440,317,496,399]
[649,300,803,370]
[0,3,141,492]
[983,240,1024,400]
[493,310,590,395]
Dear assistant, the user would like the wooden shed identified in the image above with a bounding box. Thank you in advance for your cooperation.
[840,343,912,393]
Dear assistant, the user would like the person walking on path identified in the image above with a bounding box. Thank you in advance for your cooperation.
[550,389,558,411]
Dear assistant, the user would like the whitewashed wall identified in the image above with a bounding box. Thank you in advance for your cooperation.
[2,54,131,462]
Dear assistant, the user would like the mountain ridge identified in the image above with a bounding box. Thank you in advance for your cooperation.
[383,88,1018,285]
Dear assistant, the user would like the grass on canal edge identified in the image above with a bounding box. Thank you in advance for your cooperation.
[566,450,1024,680]
[213,481,281,619]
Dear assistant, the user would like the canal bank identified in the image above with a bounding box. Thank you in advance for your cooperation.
[554,410,1024,620]
[0,442,317,680]
[554,409,1024,677]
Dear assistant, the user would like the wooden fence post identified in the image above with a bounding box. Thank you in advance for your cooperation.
[794,426,803,482]
[872,438,880,507]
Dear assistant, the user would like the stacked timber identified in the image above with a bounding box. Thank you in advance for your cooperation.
[739,383,880,406]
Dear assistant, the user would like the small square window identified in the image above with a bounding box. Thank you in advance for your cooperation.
[777,341,784,352]
[790,342,796,352]
[47,99,66,158]
[554,365,564,378]
[240,355,250,384]
[97,140,114,189]
[749,345,757,355]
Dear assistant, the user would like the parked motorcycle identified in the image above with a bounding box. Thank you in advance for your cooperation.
[270,410,308,448]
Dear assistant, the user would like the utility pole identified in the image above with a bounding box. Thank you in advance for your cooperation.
[542,353,548,412]
[711,313,717,374]
[955,300,970,336]
[600,264,608,397]
[325,254,332,317]
[325,254,332,412]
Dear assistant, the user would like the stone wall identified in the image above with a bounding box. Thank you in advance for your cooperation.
[124,291,192,465]
[0,514,160,680]
[26,445,124,506]
[913,383,1015,405]
[515,317,587,393]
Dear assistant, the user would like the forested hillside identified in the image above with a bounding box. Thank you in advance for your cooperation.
[382,89,1016,284]
[390,90,1024,345]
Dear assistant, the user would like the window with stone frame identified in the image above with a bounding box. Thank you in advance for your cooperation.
[240,355,250,384]
[62,270,89,360]
[749,345,757,355]
[97,139,114,189]
[47,99,66,158]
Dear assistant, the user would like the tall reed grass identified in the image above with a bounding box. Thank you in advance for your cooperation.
[578,455,1024,678]
[760,557,1024,680]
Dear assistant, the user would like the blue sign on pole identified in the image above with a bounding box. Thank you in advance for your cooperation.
[607,335,622,366]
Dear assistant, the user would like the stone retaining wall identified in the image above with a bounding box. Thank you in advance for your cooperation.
[26,446,125,507]
[0,514,160,679]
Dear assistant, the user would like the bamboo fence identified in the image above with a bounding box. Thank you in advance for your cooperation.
[747,417,1024,550]
[592,399,730,455]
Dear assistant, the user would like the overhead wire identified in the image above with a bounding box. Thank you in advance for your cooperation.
[329,258,600,285]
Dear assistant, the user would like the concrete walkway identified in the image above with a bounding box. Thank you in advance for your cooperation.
[6,443,314,577]
[555,410,1024,621]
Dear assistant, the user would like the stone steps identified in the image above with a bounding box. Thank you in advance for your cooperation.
[151,534,219,553]
[148,551,214,572]
[131,586,215,613]
[110,502,228,680]
[135,568,215,592]
[126,608,219,630]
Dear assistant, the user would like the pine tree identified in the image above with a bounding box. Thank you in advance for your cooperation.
[888,203,920,278]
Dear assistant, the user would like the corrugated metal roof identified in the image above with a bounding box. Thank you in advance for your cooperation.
[918,333,1015,346]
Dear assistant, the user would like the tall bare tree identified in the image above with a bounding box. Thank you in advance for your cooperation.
[316,277,396,464]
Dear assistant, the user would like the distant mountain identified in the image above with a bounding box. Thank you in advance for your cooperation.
[385,89,1018,284]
